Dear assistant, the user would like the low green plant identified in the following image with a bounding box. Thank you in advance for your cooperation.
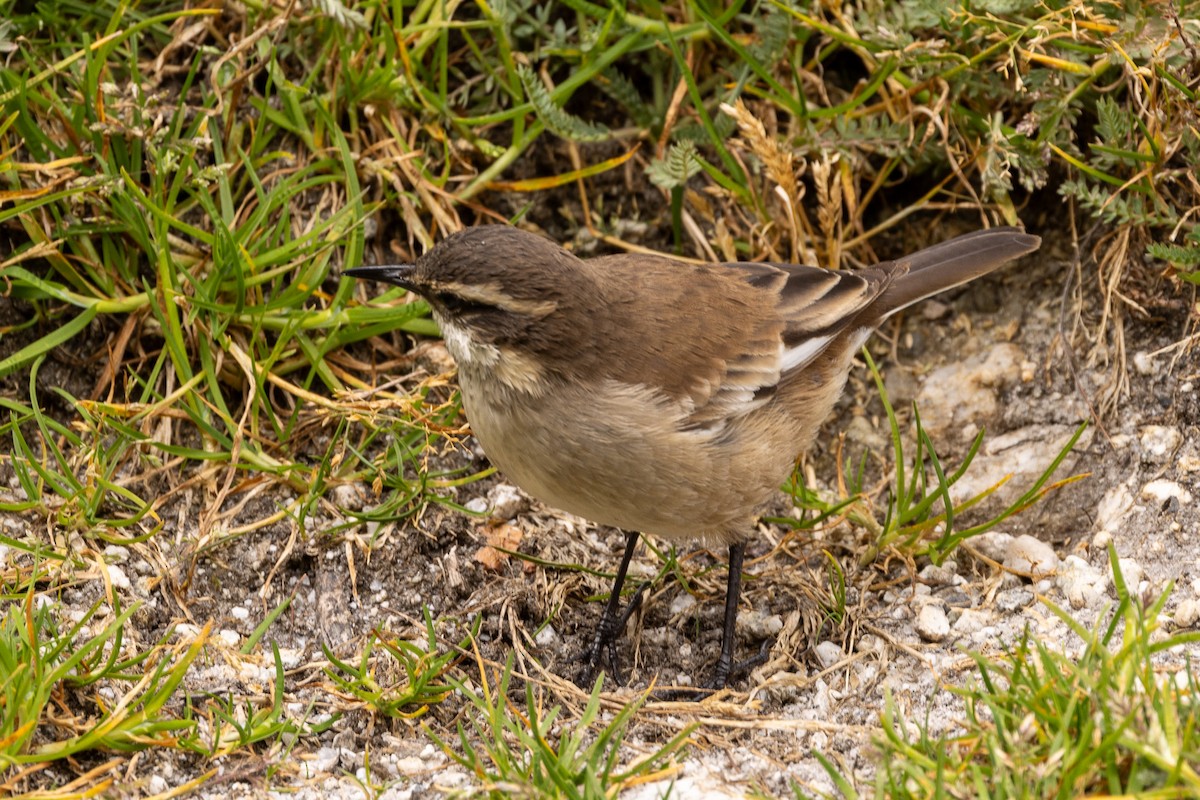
[778,350,1088,569]
[430,654,693,798]
[323,610,475,720]
[0,595,205,767]
[798,548,1200,798]
[892,548,1198,796]
[182,643,311,758]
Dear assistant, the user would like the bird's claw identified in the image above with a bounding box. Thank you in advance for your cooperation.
[576,581,650,687]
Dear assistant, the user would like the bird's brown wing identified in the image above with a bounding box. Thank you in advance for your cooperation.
[586,228,1037,433]
[587,255,894,430]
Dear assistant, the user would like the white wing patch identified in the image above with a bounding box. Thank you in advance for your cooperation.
[780,332,835,373]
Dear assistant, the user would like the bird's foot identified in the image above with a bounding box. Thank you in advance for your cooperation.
[576,581,650,687]
[654,639,773,701]
[704,638,772,690]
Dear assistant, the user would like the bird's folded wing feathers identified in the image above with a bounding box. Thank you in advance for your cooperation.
[594,227,1036,433]
[677,263,893,429]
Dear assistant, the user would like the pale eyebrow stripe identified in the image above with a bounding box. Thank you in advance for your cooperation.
[434,280,558,316]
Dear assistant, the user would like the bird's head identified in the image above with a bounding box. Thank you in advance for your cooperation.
[346,226,588,390]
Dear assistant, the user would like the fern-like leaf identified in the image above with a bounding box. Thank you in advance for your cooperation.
[518,65,610,142]
[646,141,703,190]
[1147,241,1200,276]
[1095,95,1131,146]
[596,68,656,129]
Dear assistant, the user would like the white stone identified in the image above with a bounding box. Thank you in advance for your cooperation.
[534,624,559,647]
[949,425,1092,510]
[669,592,696,616]
[394,756,426,776]
[813,640,843,669]
[1114,557,1145,589]
[811,678,832,717]
[973,531,1014,563]
[332,483,363,509]
[1141,479,1193,506]
[105,564,131,590]
[310,746,340,774]
[1003,534,1059,578]
[996,588,1035,612]
[952,607,992,634]
[1095,482,1137,533]
[1132,350,1155,375]
[1139,425,1183,462]
[919,562,958,586]
[740,610,783,638]
[103,544,128,562]
[916,343,1024,441]
[915,603,950,642]
[487,483,526,520]
[1173,599,1200,628]
[1057,555,1108,610]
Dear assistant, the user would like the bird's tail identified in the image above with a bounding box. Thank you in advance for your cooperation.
[873,227,1041,319]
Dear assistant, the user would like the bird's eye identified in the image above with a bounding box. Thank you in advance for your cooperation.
[432,292,495,318]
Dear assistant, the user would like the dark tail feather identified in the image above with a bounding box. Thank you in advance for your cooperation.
[872,227,1041,319]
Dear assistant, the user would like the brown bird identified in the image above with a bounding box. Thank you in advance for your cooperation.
[346,225,1041,689]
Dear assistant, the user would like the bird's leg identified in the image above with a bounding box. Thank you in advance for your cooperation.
[705,541,747,689]
[577,531,648,686]
[704,541,770,689]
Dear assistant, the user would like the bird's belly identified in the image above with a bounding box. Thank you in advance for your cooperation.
[458,377,795,544]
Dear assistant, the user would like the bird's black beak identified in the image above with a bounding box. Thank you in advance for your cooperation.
[344,264,418,291]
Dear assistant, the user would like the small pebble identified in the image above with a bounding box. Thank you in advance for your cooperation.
[973,531,1013,563]
[916,603,950,642]
[105,564,131,591]
[1095,483,1136,534]
[395,756,427,776]
[308,748,338,775]
[919,562,958,586]
[1141,479,1193,506]
[1115,557,1145,589]
[669,593,697,616]
[813,640,843,669]
[740,610,784,638]
[1004,534,1059,578]
[1139,425,1183,462]
[1132,350,1155,375]
[534,624,559,647]
[331,483,363,510]
[855,633,882,654]
[939,589,972,608]
[952,607,991,634]
[759,672,806,704]
[1057,555,1107,610]
[995,588,1034,612]
[1173,599,1200,628]
[487,483,527,520]
[811,679,832,717]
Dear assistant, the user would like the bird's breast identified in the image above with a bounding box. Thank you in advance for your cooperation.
[454,375,794,544]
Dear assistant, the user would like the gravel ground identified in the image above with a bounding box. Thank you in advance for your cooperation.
[3,223,1198,797]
